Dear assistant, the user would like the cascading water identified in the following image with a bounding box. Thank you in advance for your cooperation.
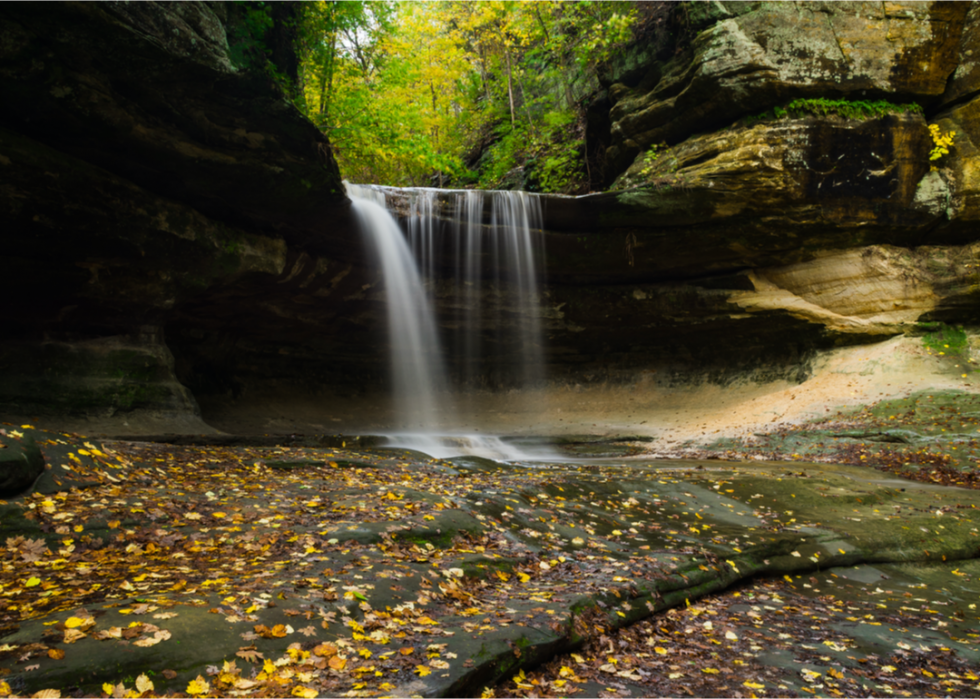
[346,183,550,461]
[346,184,450,433]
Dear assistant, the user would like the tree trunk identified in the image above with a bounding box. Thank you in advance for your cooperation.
[505,45,516,127]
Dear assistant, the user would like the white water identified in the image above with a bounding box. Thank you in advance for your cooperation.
[346,184,450,431]
[346,183,549,461]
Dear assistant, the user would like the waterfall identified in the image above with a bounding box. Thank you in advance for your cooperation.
[346,184,450,432]
[346,183,547,460]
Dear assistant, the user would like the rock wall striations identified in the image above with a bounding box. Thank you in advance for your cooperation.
[0,2,373,430]
[3,1,980,433]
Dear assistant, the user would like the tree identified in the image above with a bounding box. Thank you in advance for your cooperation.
[290,0,637,191]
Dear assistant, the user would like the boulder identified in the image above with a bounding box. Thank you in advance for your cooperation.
[0,433,44,496]
[542,113,936,282]
[0,2,351,253]
[604,1,969,181]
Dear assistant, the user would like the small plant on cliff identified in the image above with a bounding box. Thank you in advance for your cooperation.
[928,123,956,165]
[744,98,922,125]
[613,143,675,190]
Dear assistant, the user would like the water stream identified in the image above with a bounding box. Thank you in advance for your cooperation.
[346,183,548,460]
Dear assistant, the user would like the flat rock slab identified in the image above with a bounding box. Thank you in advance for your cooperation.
[494,559,980,697]
[1,431,979,697]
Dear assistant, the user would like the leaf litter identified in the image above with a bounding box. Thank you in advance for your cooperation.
[0,424,979,697]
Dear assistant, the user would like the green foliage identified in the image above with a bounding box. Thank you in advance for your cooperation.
[920,322,969,358]
[635,143,668,178]
[610,143,676,191]
[745,98,923,125]
[227,2,294,97]
[290,0,636,190]
[227,2,274,72]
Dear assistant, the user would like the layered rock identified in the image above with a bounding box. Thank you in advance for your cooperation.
[0,2,369,427]
[3,1,980,433]
[601,1,969,181]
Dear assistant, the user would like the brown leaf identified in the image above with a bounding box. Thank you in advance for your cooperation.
[236,649,263,663]
[62,628,85,644]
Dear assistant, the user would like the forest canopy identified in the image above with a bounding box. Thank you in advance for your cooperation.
[231,1,639,193]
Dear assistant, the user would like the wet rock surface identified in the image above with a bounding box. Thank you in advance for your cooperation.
[2,426,980,697]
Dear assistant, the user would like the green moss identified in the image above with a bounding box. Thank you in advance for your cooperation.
[743,98,922,126]
[919,322,970,364]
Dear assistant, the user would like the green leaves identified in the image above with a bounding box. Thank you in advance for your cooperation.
[294,1,636,191]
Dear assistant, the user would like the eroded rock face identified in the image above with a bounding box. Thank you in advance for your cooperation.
[0,3,350,251]
[3,1,980,431]
[542,113,938,284]
[0,2,371,426]
[603,1,968,181]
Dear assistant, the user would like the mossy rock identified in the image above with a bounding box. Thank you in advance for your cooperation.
[0,434,45,496]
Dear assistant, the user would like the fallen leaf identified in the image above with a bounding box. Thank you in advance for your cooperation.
[186,676,210,695]
[237,649,264,663]
[135,674,154,694]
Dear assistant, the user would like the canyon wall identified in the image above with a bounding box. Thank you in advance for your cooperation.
[2,1,980,433]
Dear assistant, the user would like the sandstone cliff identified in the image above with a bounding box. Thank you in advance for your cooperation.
[3,1,980,435]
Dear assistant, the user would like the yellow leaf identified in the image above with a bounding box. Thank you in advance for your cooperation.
[293,688,318,698]
[314,642,338,658]
[186,677,210,695]
[64,617,87,629]
[654,647,667,655]
[328,655,347,671]
[702,668,719,674]
[103,684,115,695]
[725,631,738,641]
[47,648,65,660]
[517,572,530,583]
[495,570,510,582]
[744,680,765,689]
[25,577,41,587]
[415,665,431,677]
